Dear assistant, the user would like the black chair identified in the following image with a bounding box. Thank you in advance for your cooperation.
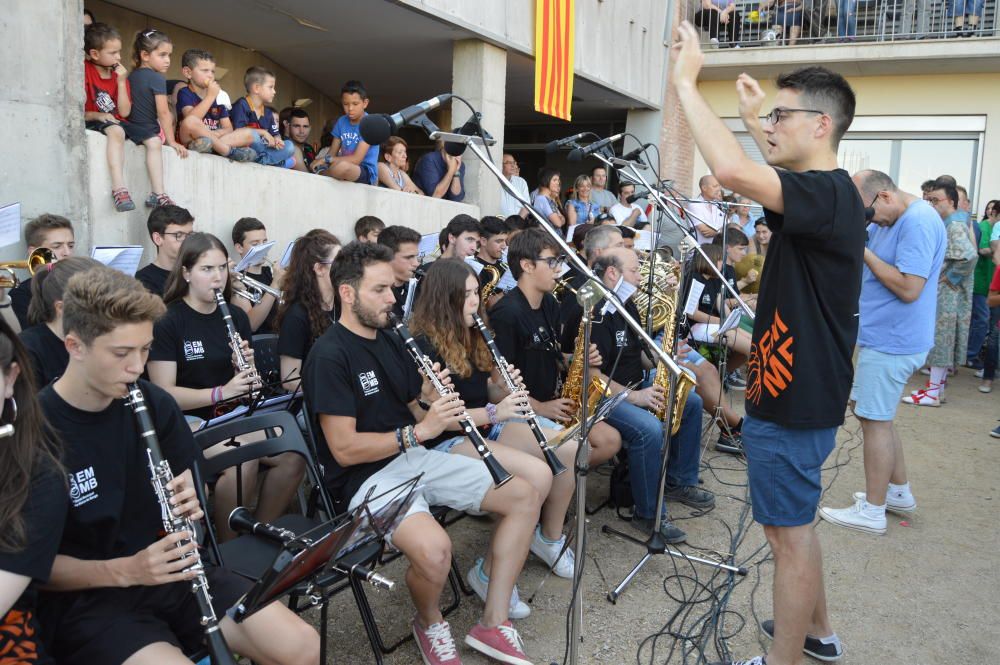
[251,333,280,387]
[193,410,387,665]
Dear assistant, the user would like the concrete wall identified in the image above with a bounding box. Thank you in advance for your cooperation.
[86,0,339,146]
[87,131,478,262]
[0,0,89,260]
[396,0,670,108]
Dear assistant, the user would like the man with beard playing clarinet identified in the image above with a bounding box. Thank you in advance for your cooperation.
[302,242,540,665]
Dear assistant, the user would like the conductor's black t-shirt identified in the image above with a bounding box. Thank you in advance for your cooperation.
[302,323,421,503]
[415,332,491,449]
[746,168,865,429]
[276,301,335,361]
[19,323,69,388]
[590,299,645,386]
[488,286,564,402]
[148,300,253,420]
[135,263,170,298]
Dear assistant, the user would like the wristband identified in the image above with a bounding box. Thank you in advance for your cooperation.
[412,426,422,446]
[417,398,431,411]
[485,403,498,425]
[211,386,223,404]
[395,428,406,454]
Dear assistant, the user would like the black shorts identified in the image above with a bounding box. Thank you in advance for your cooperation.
[49,566,250,665]
[86,119,160,145]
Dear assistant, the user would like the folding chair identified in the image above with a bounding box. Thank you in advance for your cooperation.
[251,333,280,387]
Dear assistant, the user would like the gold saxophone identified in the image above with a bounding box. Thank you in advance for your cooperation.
[651,263,696,434]
[561,313,611,427]
[479,261,507,303]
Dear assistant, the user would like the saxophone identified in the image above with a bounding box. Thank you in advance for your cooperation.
[651,263,696,434]
[479,261,507,303]
[561,313,611,427]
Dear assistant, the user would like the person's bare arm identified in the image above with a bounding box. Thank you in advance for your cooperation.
[863,248,928,303]
[154,94,188,158]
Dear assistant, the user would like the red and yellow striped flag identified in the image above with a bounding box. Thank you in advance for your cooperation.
[534,0,575,121]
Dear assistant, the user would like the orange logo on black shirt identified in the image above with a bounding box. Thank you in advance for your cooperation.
[0,609,41,663]
[747,310,794,404]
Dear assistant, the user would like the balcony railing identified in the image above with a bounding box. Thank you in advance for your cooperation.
[686,0,996,47]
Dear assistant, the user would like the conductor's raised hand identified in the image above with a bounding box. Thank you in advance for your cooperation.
[670,21,705,90]
[736,73,767,120]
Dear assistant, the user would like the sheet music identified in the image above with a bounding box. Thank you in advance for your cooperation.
[464,257,484,275]
[633,230,653,252]
[91,245,144,276]
[715,307,743,339]
[402,278,417,321]
[683,280,705,316]
[496,269,518,292]
[233,241,275,273]
[417,233,439,259]
[279,240,295,269]
[0,203,20,248]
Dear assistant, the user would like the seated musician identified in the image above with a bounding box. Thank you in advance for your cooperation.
[274,229,341,391]
[302,241,541,665]
[0,319,65,664]
[589,248,715,544]
[439,214,481,261]
[471,216,510,308]
[411,259,579,589]
[229,217,285,334]
[557,225,625,353]
[689,244,753,368]
[37,265,319,665]
[488,228,622,467]
[146,233,304,541]
[377,225,422,320]
[712,227,759,307]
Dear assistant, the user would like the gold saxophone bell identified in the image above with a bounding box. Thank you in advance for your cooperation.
[0,247,57,289]
[479,263,502,303]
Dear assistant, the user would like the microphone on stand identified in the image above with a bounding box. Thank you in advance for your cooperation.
[567,133,626,161]
[620,142,653,162]
[544,132,591,153]
[444,112,492,157]
[359,93,453,145]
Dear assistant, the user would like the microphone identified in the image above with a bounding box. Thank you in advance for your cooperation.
[545,132,590,153]
[359,93,453,145]
[444,112,490,157]
[620,143,653,162]
[626,190,648,204]
[567,133,626,161]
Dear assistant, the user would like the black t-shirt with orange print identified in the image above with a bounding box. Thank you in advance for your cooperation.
[745,168,865,429]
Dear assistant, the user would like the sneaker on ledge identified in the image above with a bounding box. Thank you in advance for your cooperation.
[187,137,213,153]
[412,618,462,665]
[760,619,844,661]
[227,146,257,162]
[852,491,916,515]
[145,192,175,208]
[818,498,887,535]
[465,621,531,665]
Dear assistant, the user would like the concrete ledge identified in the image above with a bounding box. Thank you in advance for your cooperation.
[85,130,479,259]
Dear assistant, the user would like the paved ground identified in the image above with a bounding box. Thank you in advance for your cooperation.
[307,366,999,664]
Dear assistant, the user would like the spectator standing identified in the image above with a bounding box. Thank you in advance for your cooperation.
[500,154,530,218]
[967,199,998,367]
[532,168,566,234]
[949,0,984,36]
[589,165,618,212]
[565,175,598,229]
[413,141,466,201]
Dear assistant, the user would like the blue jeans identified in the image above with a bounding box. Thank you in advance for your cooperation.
[605,390,704,520]
[983,306,1000,380]
[948,0,984,15]
[249,133,296,167]
[967,293,989,363]
[837,0,857,35]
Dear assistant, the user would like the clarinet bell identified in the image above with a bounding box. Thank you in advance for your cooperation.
[542,444,568,476]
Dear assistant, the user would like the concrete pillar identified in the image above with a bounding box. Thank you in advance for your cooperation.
[452,39,507,217]
[0,0,89,259]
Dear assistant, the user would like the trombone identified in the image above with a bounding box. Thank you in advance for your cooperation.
[231,270,283,305]
[0,247,56,288]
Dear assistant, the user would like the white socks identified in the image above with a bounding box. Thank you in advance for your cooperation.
[927,367,948,398]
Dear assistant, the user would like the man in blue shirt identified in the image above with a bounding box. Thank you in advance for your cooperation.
[413,141,465,202]
[820,170,945,536]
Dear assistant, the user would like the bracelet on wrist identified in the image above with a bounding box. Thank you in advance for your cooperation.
[417,398,431,411]
[395,428,406,454]
[485,403,499,425]
[412,426,422,446]
[211,386,223,404]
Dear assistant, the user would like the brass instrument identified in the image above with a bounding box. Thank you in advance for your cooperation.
[552,276,578,302]
[734,253,765,295]
[633,252,679,332]
[0,247,56,288]
[479,261,508,303]
[231,270,284,305]
[650,263,696,434]
[561,309,611,428]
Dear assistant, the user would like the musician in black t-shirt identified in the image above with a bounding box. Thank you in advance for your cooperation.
[411,259,579,588]
[147,233,304,541]
[0,319,64,665]
[229,217,285,334]
[10,214,76,330]
[274,229,341,391]
[135,205,194,298]
[471,216,510,308]
[301,242,541,664]
[674,31,860,662]
[557,225,624,353]
[688,244,752,368]
[19,257,102,388]
[489,228,622,467]
[36,265,320,665]
[378,225,422,320]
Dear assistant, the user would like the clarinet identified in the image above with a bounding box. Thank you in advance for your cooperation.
[228,507,395,591]
[472,314,566,476]
[126,384,237,665]
[213,288,260,400]
[388,313,513,487]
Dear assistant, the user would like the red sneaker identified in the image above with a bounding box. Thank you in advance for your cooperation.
[412,618,462,665]
[465,621,532,665]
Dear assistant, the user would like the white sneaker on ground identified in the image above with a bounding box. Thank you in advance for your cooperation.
[852,491,916,515]
[466,558,530,619]
[819,498,887,535]
[901,388,941,406]
[529,525,575,578]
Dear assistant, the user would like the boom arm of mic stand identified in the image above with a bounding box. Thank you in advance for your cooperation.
[455,137,686,382]
[618,161,755,321]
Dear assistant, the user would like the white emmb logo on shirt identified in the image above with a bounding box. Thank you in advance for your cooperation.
[359,370,380,396]
[68,466,99,507]
[615,330,628,347]
[183,340,205,361]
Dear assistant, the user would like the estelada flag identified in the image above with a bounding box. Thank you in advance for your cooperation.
[534,0,575,121]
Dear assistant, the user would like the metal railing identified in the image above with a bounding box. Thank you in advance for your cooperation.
[686,0,996,47]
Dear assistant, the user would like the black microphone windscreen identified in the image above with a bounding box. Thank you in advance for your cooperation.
[545,140,563,154]
[567,148,584,162]
[444,138,467,157]
[359,114,393,146]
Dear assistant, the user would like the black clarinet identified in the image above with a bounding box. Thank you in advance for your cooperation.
[472,314,566,476]
[213,288,260,400]
[228,507,395,591]
[388,313,513,487]
[126,384,237,665]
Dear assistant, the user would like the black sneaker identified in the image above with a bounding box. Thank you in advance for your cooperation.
[761,619,843,661]
[665,484,716,510]
[632,515,687,544]
[725,371,747,391]
[716,429,744,455]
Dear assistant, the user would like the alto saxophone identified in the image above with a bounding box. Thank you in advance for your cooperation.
[479,263,502,303]
[561,313,611,429]
[651,264,696,434]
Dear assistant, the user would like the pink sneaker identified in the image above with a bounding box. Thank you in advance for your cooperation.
[412,618,462,665]
[465,621,532,665]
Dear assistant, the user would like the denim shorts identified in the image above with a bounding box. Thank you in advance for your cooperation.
[743,414,837,527]
[850,347,927,421]
[433,423,505,454]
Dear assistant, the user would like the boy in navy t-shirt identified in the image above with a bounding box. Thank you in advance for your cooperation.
[175,49,255,162]
[320,80,379,185]
[230,66,296,168]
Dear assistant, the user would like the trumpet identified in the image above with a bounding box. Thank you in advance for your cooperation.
[231,270,283,305]
[0,247,56,289]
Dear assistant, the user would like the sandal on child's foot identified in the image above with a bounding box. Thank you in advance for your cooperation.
[112,188,135,212]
